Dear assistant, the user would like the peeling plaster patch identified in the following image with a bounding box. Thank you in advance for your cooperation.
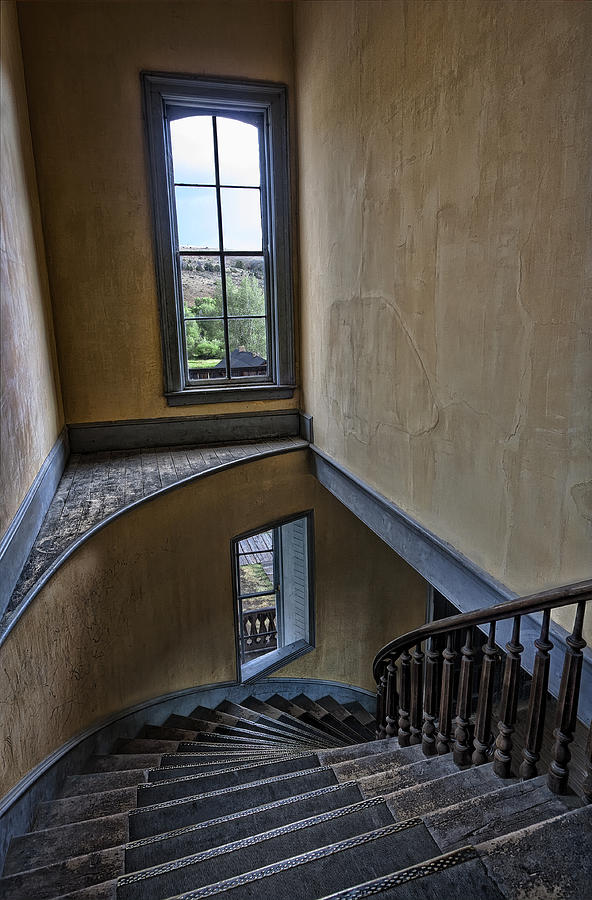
[570,481,592,525]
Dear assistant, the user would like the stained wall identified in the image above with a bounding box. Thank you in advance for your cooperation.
[0,1,64,541]
[294,0,592,598]
[16,0,298,424]
[0,450,426,796]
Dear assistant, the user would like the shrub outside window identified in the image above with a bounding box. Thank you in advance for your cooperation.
[142,73,295,405]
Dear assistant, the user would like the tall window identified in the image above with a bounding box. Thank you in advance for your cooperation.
[142,74,295,405]
[233,513,314,681]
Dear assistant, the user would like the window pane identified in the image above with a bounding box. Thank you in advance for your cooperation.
[239,556,274,596]
[238,530,272,555]
[217,117,260,187]
[175,187,219,250]
[225,257,265,317]
[221,188,262,251]
[228,318,268,377]
[180,256,223,317]
[170,115,215,184]
[240,593,276,614]
[184,318,226,378]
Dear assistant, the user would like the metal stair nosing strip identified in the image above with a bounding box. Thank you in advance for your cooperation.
[117,798,391,893]
[153,820,425,900]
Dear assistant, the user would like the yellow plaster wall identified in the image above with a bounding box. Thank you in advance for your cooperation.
[0,1,64,541]
[294,0,592,598]
[0,450,425,796]
[16,0,298,424]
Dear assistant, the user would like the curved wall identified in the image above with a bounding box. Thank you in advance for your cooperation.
[0,450,426,798]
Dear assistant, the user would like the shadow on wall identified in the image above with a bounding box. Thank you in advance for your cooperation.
[0,449,426,798]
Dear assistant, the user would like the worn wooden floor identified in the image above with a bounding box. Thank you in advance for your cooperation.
[3,437,306,627]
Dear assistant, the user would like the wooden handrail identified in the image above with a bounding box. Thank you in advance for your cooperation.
[373,578,591,796]
[373,579,592,681]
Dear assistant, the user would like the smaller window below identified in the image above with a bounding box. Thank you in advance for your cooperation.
[233,513,314,682]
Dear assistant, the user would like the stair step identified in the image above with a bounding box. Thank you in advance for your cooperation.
[264,693,358,744]
[385,763,513,821]
[136,753,321,805]
[314,695,376,741]
[84,755,162,773]
[0,846,123,900]
[166,820,440,900]
[125,781,365,871]
[190,706,306,740]
[148,752,310,781]
[291,692,372,744]
[423,775,573,852]
[217,699,340,745]
[175,731,303,748]
[358,753,459,798]
[344,701,376,729]
[54,880,117,900]
[318,736,400,765]
[34,787,138,831]
[322,806,592,900]
[477,805,592,899]
[128,766,341,840]
[113,739,180,754]
[2,814,128,877]
[60,770,149,799]
[316,847,503,899]
[239,696,346,745]
[168,711,311,743]
[118,798,397,900]
[331,743,425,782]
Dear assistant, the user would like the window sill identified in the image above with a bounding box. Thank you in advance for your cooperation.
[166,384,296,407]
[240,639,313,683]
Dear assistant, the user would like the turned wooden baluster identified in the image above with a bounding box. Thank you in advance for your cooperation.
[548,600,587,794]
[519,610,553,779]
[453,627,475,766]
[409,641,425,745]
[583,719,592,804]
[437,633,456,755]
[422,638,440,756]
[385,657,399,738]
[377,666,388,738]
[472,622,498,765]
[398,648,412,746]
[493,615,524,778]
[375,672,384,738]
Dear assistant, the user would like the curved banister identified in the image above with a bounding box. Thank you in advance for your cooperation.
[373,578,592,681]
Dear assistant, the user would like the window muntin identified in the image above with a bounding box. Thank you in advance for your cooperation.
[141,74,295,405]
[233,513,314,682]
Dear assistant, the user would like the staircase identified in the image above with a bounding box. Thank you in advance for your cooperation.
[2,692,590,900]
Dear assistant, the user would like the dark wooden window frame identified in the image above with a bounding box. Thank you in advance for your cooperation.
[141,72,295,406]
[231,511,315,684]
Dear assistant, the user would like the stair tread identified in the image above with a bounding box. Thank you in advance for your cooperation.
[165,820,439,900]
[2,814,129,877]
[358,752,459,798]
[125,781,364,871]
[385,763,514,820]
[291,693,374,743]
[344,701,376,728]
[0,846,123,900]
[264,693,360,744]
[216,700,338,744]
[135,753,321,805]
[240,696,346,745]
[307,694,376,741]
[477,804,592,900]
[118,799,398,900]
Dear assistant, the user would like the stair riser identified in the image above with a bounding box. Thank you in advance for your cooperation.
[125,784,364,871]
[128,769,339,839]
[119,804,396,900]
[136,754,321,805]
